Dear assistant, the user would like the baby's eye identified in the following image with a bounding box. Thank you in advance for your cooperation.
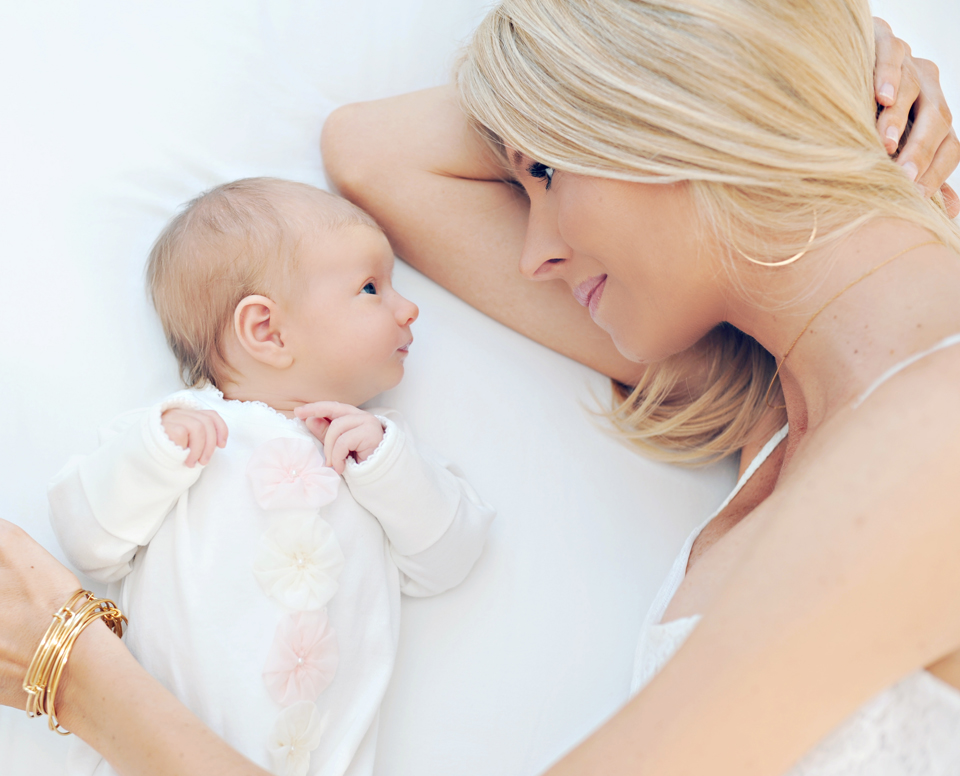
[362,281,377,295]
[527,161,555,190]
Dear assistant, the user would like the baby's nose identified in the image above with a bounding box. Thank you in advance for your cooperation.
[397,296,418,326]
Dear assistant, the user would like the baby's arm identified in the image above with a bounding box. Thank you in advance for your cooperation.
[49,397,226,582]
[297,403,495,596]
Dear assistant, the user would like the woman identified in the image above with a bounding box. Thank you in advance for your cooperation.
[0,6,957,776]
[321,0,960,774]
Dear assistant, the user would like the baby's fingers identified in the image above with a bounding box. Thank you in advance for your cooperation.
[196,414,221,466]
[211,411,229,448]
[321,415,367,473]
[181,419,208,467]
[295,401,363,422]
[327,427,370,475]
[304,416,331,443]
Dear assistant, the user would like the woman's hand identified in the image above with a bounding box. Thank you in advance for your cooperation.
[874,17,959,216]
[0,518,80,710]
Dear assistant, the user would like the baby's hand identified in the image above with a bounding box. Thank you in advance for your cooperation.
[294,402,384,475]
[161,408,228,467]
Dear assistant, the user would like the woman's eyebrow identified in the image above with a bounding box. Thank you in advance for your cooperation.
[509,149,524,172]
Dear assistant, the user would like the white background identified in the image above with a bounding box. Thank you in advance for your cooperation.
[0,1,955,774]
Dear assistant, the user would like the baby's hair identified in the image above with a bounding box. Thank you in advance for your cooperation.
[147,177,382,388]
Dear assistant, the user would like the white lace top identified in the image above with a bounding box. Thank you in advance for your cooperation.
[631,333,960,775]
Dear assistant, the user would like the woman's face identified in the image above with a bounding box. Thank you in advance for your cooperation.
[511,153,727,364]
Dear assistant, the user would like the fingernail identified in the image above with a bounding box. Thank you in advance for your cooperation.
[901,161,918,182]
[914,181,927,198]
[885,126,899,144]
[879,83,895,101]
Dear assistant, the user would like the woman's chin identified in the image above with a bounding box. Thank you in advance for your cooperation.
[610,329,697,366]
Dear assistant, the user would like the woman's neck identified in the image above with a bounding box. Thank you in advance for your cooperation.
[724,219,960,440]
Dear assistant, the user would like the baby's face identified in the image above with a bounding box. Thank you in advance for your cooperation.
[283,225,418,406]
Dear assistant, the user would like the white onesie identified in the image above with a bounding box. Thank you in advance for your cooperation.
[49,385,495,776]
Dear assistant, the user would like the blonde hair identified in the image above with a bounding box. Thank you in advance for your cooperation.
[147,177,381,388]
[458,0,960,464]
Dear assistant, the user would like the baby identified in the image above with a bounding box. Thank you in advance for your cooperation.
[49,178,495,776]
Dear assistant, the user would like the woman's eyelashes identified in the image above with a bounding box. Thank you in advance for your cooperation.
[361,281,378,295]
[527,162,555,190]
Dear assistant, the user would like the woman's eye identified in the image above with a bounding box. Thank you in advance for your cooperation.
[527,162,555,190]
[362,282,377,295]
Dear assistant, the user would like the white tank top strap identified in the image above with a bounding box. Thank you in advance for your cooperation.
[854,332,960,409]
[639,422,790,631]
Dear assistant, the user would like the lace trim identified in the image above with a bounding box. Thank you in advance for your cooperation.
[190,385,308,430]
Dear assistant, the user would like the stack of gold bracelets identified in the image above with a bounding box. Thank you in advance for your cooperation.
[22,589,126,735]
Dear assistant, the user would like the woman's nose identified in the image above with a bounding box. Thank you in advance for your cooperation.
[517,205,571,280]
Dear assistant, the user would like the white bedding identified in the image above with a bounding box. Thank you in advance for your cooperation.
[0,1,955,774]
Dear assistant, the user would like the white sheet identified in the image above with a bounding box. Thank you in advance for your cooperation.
[0,1,955,774]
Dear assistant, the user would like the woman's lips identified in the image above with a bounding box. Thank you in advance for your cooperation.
[573,274,607,320]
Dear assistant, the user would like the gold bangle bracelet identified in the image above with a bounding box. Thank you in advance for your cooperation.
[23,589,127,734]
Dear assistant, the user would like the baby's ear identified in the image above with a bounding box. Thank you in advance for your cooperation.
[233,295,293,369]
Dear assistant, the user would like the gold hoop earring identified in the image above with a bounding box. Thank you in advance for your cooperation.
[735,214,818,267]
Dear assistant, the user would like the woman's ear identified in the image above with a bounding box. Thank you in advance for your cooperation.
[233,295,294,369]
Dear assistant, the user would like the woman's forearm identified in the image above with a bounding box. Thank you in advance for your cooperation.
[0,520,266,776]
[59,622,269,776]
[321,86,646,385]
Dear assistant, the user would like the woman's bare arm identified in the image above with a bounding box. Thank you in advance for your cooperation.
[0,520,269,776]
[321,85,646,385]
[544,352,960,775]
[59,624,269,776]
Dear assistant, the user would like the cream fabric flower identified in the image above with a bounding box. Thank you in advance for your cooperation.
[247,437,340,511]
[253,518,345,610]
[268,700,323,776]
[264,610,339,706]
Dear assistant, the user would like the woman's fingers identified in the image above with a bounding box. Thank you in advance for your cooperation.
[941,182,960,219]
[876,54,920,158]
[899,59,954,183]
[914,132,960,208]
[873,18,905,110]
[872,20,958,193]
[915,124,960,197]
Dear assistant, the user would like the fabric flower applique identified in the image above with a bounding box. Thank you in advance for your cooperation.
[268,700,324,776]
[247,437,340,510]
[254,517,346,611]
[264,610,339,706]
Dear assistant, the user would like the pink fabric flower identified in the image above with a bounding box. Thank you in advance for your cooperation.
[263,611,339,706]
[247,437,340,510]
